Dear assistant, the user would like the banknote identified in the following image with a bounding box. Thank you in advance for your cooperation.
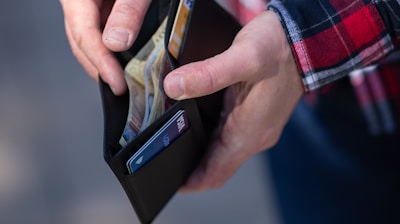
[120,19,167,146]
[141,46,165,130]
[141,40,162,130]
[149,47,166,125]
[119,58,147,146]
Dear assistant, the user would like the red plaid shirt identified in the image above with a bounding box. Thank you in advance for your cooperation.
[268,0,400,91]
[267,0,400,135]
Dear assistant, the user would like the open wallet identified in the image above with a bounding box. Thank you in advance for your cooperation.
[99,0,242,223]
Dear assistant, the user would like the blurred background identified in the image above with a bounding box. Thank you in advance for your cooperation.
[0,0,281,223]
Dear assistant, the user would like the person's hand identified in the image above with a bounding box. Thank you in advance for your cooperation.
[163,11,304,192]
[60,0,151,95]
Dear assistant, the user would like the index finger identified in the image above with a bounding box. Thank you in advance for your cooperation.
[61,0,127,95]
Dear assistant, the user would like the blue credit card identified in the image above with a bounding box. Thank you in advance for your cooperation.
[126,110,190,174]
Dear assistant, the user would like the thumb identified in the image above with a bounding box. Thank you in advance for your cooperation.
[103,0,151,52]
[163,45,245,100]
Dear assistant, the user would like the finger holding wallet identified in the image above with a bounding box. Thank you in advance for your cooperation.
[60,0,152,95]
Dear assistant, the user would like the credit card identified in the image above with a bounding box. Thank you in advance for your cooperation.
[126,110,190,174]
[168,0,193,60]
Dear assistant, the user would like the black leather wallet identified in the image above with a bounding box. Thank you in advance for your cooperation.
[99,0,241,223]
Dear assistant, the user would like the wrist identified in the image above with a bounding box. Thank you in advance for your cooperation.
[265,11,305,96]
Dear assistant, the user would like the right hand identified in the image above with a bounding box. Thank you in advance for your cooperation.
[163,11,304,192]
[60,0,152,95]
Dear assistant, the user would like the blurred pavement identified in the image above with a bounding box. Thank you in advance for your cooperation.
[0,1,281,223]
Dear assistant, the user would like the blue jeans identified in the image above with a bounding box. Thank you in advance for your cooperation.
[263,83,400,224]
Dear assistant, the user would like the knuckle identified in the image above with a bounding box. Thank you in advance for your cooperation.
[261,126,282,149]
[70,44,80,58]
[199,60,217,93]
[74,33,84,50]
[115,1,141,18]
[68,23,86,51]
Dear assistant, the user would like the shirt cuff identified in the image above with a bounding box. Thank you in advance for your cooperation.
[267,0,395,92]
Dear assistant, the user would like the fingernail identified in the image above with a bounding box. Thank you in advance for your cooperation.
[165,75,184,99]
[105,28,131,48]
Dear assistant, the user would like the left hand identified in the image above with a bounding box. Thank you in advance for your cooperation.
[60,0,152,95]
[163,11,304,192]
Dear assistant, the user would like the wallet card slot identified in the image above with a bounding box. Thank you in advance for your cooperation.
[121,128,203,223]
[107,99,202,171]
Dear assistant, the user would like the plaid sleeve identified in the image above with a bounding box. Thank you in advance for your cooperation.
[267,0,400,92]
